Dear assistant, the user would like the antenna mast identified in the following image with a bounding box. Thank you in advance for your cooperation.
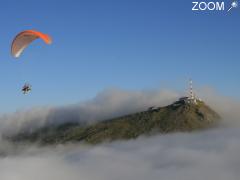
[189,79,196,100]
[189,79,194,100]
[188,78,199,104]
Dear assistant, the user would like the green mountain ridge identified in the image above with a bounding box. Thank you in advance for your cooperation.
[7,99,220,145]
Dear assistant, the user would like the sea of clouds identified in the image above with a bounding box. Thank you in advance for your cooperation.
[0,87,239,180]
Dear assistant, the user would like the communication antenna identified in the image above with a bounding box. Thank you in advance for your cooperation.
[189,79,194,100]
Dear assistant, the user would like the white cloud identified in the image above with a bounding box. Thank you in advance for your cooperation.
[0,87,239,180]
[0,88,179,135]
[0,128,240,180]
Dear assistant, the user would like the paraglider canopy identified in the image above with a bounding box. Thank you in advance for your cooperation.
[11,30,52,58]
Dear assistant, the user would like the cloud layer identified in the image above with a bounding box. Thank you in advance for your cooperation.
[0,88,179,135]
[1,87,240,136]
[0,87,239,180]
[0,128,240,180]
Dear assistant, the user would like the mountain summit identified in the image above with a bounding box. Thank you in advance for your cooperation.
[8,98,220,144]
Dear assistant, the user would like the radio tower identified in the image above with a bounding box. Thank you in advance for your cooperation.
[189,79,194,100]
[189,79,197,104]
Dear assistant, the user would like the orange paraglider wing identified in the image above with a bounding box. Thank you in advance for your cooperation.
[11,30,52,58]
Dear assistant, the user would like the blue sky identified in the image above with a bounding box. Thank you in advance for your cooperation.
[0,0,239,113]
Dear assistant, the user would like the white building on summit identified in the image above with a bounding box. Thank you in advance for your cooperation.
[149,79,203,110]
